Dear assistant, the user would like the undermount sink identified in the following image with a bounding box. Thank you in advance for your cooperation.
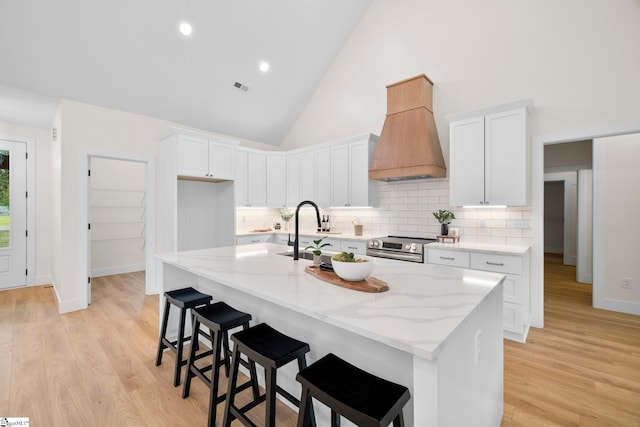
[278,251,333,264]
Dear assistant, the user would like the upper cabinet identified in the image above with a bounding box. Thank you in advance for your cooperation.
[315,148,331,208]
[235,148,268,207]
[448,99,533,206]
[266,154,287,208]
[176,134,236,180]
[331,135,378,207]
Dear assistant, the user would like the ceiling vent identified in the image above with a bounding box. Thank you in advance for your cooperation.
[233,81,249,92]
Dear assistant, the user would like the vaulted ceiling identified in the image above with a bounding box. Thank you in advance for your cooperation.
[0,0,371,145]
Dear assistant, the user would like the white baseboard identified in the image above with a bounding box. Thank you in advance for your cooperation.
[33,274,53,286]
[596,297,640,316]
[91,264,145,278]
[49,280,84,313]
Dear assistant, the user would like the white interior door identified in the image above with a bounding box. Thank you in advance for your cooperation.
[0,140,27,290]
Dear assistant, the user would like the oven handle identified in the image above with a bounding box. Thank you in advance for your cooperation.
[366,249,423,262]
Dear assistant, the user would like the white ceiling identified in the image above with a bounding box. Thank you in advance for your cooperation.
[0,0,371,145]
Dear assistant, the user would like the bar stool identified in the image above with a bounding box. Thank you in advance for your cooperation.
[155,286,212,387]
[182,302,260,427]
[222,323,316,427]
[296,353,411,427]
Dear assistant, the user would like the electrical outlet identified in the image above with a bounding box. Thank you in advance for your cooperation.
[622,278,633,289]
[479,220,487,228]
[474,329,482,365]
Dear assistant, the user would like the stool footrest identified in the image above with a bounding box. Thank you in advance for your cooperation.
[276,384,300,407]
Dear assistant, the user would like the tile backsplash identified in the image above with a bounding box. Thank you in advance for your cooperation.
[237,178,532,246]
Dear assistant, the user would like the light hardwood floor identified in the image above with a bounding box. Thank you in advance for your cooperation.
[1,259,639,426]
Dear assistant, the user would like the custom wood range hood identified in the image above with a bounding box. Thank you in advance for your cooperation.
[369,74,447,181]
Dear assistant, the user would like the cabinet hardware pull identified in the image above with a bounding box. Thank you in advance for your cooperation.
[440,256,455,261]
[347,246,357,250]
[486,261,504,266]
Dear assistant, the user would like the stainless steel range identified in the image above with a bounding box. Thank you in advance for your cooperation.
[366,236,436,263]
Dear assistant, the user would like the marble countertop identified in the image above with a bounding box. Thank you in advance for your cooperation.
[156,243,504,361]
[426,241,530,255]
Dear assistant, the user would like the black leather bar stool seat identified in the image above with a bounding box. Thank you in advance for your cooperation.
[296,353,411,427]
[182,302,260,427]
[155,287,212,386]
[222,323,316,427]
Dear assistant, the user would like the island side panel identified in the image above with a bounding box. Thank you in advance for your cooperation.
[195,274,417,427]
[417,281,504,427]
[156,261,201,343]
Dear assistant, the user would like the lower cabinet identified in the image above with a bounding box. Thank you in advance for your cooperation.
[236,234,272,245]
[249,234,367,255]
[426,246,530,342]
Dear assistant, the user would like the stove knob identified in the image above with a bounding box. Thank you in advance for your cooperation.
[405,244,410,250]
[410,243,417,252]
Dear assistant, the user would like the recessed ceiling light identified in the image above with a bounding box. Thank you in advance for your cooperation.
[179,22,193,36]
[259,61,270,73]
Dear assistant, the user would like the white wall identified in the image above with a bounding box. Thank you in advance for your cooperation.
[53,100,261,312]
[0,120,52,285]
[594,134,640,313]
[282,0,640,152]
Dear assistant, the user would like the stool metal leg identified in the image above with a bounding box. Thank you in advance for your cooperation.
[208,328,224,427]
[331,410,340,427]
[297,386,312,427]
[265,366,277,427]
[155,299,171,366]
[222,346,242,427]
[393,412,405,427]
[174,307,187,387]
[182,317,201,399]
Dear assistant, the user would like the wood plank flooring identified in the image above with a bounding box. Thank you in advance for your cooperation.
[502,254,640,427]
[1,258,638,426]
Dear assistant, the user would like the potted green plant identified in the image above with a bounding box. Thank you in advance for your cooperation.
[433,209,456,236]
[305,236,331,265]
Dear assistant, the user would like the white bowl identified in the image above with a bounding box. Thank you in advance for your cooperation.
[331,256,373,281]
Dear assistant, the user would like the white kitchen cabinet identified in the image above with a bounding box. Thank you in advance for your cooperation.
[340,240,366,255]
[448,99,532,206]
[234,149,248,207]
[266,155,287,208]
[427,248,470,268]
[270,234,291,246]
[286,155,301,207]
[330,136,378,207]
[300,151,315,202]
[314,148,331,207]
[176,135,236,180]
[426,245,530,342]
[235,149,267,207]
[236,234,271,245]
[158,134,236,254]
[330,144,350,207]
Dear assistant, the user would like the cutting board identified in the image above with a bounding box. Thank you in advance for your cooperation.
[304,265,388,293]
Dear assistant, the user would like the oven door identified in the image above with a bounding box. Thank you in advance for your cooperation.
[366,248,424,263]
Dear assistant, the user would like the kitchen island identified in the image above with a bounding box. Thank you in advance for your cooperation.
[156,243,505,426]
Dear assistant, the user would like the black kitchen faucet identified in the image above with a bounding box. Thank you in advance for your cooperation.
[291,200,322,260]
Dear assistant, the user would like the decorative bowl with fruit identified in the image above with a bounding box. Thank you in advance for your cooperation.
[331,252,373,281]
